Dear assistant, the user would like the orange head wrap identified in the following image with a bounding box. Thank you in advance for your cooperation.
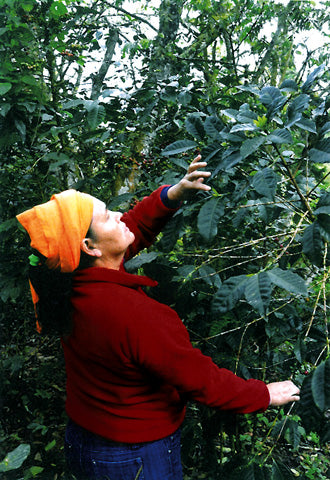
[16,190,94,330]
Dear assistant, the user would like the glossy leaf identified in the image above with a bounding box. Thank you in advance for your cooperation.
[185,114,205,140]
[267,268,308,296]
[272,460,296,480]
[279,79,298,91]
[124,252,159,272]
[259,86,286,119]
[298,375,324,434]
[0,82,12,95]
[212,275,248,313]
[240,136,265,159]
[198,265,221,289]
[86,103,105,129]
[216,148,243,171]
[302,64,326,92]
[302,222,324,266]
[315,191,330,209]
[161,140,197,156]
[295,117,317,133]
[202,142,222,163]
[204,115,224,138]
[197,197,224,241]
[158,214,184,252]
[267,128,293,144]
[317,214,330,242]
[0,444,30,472]
[244,272,272,315]
[309,138,330,163]
[229,461,271,480]
[252,168,279,200]
[230,123,258,133]
[311,358,330,412]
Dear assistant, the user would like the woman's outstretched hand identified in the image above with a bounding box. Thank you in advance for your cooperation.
[267,380,300,406]
[167,154,211,201]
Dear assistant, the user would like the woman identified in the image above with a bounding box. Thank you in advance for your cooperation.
[17,156,300,480]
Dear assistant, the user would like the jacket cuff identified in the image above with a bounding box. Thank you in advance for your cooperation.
[160,186,182,209]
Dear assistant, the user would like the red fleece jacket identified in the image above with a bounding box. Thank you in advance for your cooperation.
[62,187,270,443]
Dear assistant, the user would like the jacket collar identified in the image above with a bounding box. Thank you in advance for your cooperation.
[74,266,158,289]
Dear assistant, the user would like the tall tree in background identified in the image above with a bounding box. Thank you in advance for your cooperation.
[1,0,330,478]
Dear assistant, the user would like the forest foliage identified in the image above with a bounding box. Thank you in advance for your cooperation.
[1,0,330,478]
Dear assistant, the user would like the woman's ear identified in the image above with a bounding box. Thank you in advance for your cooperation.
[80,238,102,258]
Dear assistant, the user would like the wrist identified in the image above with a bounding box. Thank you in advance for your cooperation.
[167,184,182,202]
[161,185,182,208]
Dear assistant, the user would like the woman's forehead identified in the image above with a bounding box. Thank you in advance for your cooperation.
[92,198,107,218]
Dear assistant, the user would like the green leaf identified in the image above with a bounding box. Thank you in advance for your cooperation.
[45,439,56,451]
[159,214,184,252]
[212,275,248,313]
[0,444,30,472]
[318,214,330,241]
[267,128,293,144]
[285,420,302,450]
[198,265,221,289]
[316,191,330,209]
[216,148,242,170]
[229,461,271,480]
[0,82,12,95]
[295,117,316,133]
[29,465,44,476]
[311,358,330,412]
[244,272,272,315]
[124,252,159,272]
[197,197,224,241]
[230,123,257,133]
[272,459,296,479]
[15,119,26,141]
[294,335,307,363]
[161,140,197,156]
[170,157,189,171]
[252,168,279,200]
[259,86,286,119]
[279,79,298,92]
[0,218,17,233]
[320,122,330,137]
[177,264,196,279]
[204,115,224,138]
[0,103,11,117]
[21,1,34,12]
[299,375,324,433]
[240,136,265,159]
[50,0,68,18]
[185,113,205,140]
[310,139,330,163]
[237,103,258,122]
[287,94,310,115]
[301,222,323,266]
[222,108,239,121]
[302,64,325,92]
[86,103,105,129]
[267,268,307,296]
[201,142,222,163]
[178,90,192,106]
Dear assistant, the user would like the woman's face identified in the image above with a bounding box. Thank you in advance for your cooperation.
[88,198,135,260]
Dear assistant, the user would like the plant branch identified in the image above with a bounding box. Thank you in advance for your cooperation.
[274,144,314,220]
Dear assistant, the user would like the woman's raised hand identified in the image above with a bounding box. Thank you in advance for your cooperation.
[167,154,211,201]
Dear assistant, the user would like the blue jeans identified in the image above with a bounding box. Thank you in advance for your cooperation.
[64,419,183,480]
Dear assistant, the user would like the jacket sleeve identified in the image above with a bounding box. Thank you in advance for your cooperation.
[122,186,180,260]
[126,300,270,414]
